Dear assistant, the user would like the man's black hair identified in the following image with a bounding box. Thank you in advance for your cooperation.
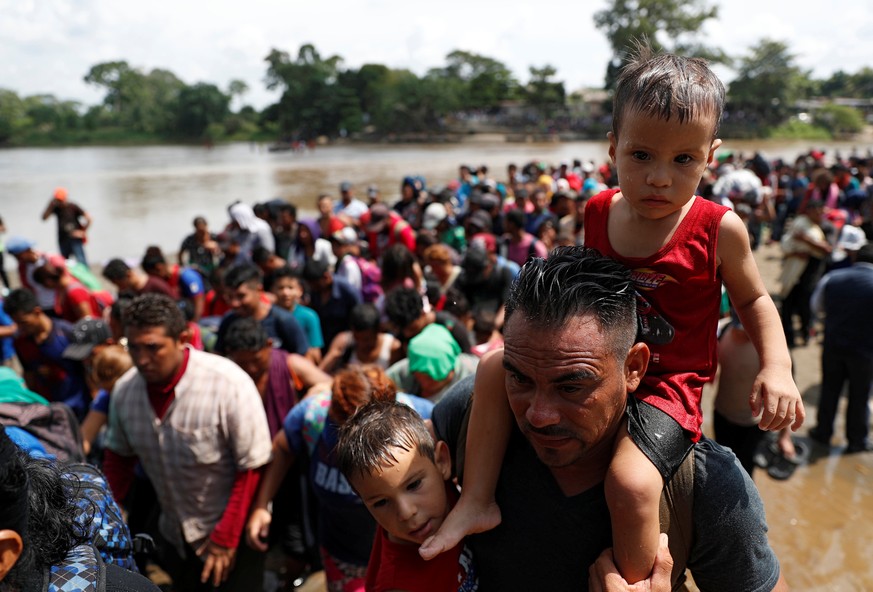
[349,303,380,332]
[3,288,39,316]
[0,430,87,590]
[505,246,637,358]
[278,203,297,217]
[224,263,263,290]
[110,293,136,323]
[102,258,131,282]
[251,246,273,266]
[505,208,525,229]
[384,287,424,330]
[222,316,270,354]
[857,243,873,265]
[441,287,470,320]
[123,293,187,340]
[302,258,329,281]
[140,246,166,273]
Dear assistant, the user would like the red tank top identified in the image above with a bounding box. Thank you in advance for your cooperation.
[585,189,729,438]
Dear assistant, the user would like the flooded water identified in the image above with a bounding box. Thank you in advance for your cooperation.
[2,140,873,588]
[2,138,871,264]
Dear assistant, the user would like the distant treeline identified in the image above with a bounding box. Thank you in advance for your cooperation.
[1,39,871,146]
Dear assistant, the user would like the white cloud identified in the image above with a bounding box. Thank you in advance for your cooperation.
[0,0,868,109]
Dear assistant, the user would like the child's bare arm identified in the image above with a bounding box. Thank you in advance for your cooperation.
[718,212,805,431]
[419,349,508,559]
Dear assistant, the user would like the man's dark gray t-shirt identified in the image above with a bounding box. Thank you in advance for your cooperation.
[432,377,781,592]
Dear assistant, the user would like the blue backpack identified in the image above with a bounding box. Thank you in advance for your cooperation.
[47,463,144,591]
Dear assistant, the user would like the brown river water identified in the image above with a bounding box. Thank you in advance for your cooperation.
[2,140,872,589]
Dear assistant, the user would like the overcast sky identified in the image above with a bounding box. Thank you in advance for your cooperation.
[2,0,870,110]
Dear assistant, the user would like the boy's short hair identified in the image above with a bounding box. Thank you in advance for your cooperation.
[612,43,725,138]
[264,265,301,292]
[224,263,263,290]
[336,399,435,482]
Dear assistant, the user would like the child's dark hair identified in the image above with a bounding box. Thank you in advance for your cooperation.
[336,399,435,481]
[349,303,380,333]
[612,42,725,138]
[265,265,301,292]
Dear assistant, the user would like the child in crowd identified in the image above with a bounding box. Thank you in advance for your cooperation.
[420,46,805,583]
[335,399,477,592]
[80,344,133,455]
[268,265,324,363]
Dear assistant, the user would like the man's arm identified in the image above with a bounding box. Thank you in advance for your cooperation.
[588,533,673,592]
[41,199,58,220]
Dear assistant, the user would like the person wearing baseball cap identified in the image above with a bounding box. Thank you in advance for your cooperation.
[41,188,91,266]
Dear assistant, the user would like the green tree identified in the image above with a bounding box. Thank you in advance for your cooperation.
[0,89,28,143]
[23,95,82,133]
[83,61,137,117]
[814,103,865,136]
[228,79,249,110]
[264,44,350,137]
[84,62,184,133]
[593,0,725,90]
[442,50,518,111]
[175,83,231,138]
[726,39,812,131]
[523,65,566,119]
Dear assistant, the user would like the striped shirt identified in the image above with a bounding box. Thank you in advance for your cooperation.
[105,347,272,555]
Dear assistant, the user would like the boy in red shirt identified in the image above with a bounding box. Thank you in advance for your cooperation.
[336,400,477,592]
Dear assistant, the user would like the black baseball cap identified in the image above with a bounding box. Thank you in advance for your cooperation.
[62,318,112,360]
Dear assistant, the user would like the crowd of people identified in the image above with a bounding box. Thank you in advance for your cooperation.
[1,49,872,592]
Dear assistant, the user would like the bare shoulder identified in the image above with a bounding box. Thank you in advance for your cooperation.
[716,209,752,268]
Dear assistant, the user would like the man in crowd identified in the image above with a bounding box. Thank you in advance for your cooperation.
[41,187,91,265]
[809,242,873,453]
[2,288,90,419]
[455,242,514,329]
[384,286,472,353]
[214,263,309,356]
[430,247,786,590]
[6,238,59,312]
[103,294,272,590]
[103,258,178,299]
[301,258,361,352]
[334,181,369,225]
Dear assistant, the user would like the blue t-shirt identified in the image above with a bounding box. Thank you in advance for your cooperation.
[292,304,324,350]
[282,392,433,565]
[0,305,14,362]
[14,319,89,420]
[90,389,111,414]
[177,267,205,298]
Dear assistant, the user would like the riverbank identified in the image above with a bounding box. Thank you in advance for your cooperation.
[5,124,872,149]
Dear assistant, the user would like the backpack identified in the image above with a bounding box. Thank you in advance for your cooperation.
[352,256,383,304]
[46,463,145,592]
[64,463,139,572]
[0,402,85,462]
